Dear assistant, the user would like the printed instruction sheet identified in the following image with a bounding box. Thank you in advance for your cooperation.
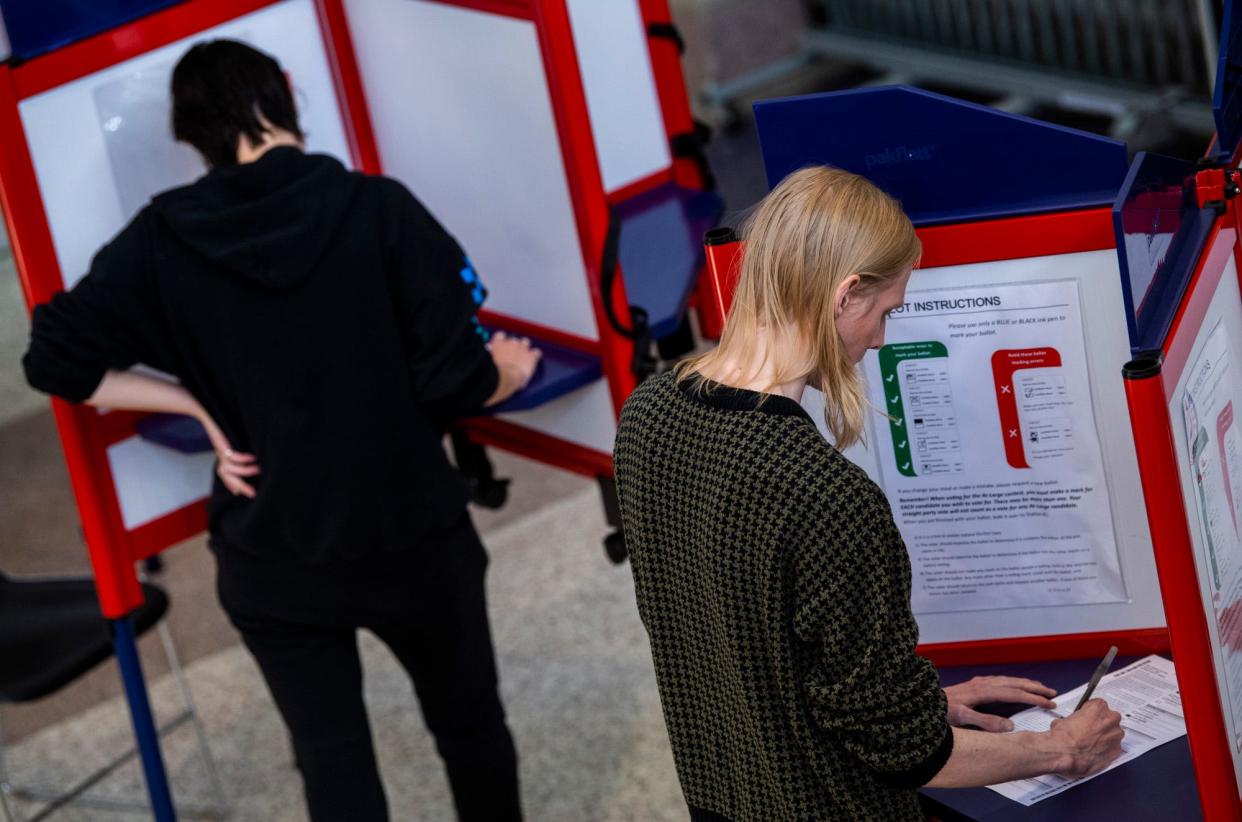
[864,280,1126,615]
[1180,320,1242,750]
[988,655,1185,806]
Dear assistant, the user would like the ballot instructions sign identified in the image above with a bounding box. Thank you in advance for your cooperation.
[863,279,1127,615]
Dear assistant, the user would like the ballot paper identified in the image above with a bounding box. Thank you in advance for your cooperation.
[987,655,1185,806]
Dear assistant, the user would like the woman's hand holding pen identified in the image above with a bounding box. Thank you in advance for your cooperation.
[1047,700,1125,777]
[943,676,1058,732]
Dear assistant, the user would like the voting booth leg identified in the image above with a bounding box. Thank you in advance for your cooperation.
[110,617,177,822]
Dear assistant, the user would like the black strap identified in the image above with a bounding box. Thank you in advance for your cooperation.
[600,209,657,381]
[670,120,717,192]
[647,22,685,55]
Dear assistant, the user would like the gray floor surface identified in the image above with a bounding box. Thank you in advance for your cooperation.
[4,487,684,822]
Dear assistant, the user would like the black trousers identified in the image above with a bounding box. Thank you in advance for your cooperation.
[214,515,521,822]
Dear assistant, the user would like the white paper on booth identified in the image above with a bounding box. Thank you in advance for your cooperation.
[988,655,1185,806]
[863,279,1126,614]
[1180,320,1242,749]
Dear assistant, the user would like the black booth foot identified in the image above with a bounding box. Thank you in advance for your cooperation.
[450,430,510,510]
[604,531,628,564]
[598,476,628,564]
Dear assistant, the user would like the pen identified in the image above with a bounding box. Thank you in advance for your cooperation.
[1073,645,1119,712]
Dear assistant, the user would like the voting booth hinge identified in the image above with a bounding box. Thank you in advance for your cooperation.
[1195,167,1240,214]
[601,209,657,382]
[646,22,685,55]
[669,121,717,192]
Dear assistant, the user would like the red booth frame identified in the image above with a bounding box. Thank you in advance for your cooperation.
[0,0,707,619]
[1121,200,1242,822]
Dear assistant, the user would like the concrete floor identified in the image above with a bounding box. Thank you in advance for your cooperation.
[4,487,683,822]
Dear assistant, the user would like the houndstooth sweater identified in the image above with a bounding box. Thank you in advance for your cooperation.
[614,372,953,822]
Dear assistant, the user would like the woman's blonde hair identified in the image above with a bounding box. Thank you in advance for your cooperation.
[681,165,920,448]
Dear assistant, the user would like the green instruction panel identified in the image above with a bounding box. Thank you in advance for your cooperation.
[878,341,952,477]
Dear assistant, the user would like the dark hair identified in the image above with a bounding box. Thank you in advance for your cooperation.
[171,40,304,168]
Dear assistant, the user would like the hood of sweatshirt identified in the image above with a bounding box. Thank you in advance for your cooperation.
[150,147,361,289]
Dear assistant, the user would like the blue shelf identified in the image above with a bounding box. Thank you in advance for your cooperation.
[482,331,602,415]
[131,338,603,445]
[616,182,723,340]
[135,413,211,454]
[924,656,1197,821]
[754,85,1128,226]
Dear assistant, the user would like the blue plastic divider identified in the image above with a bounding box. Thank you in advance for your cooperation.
[753,85,1128,226]
[616,182,723,340]
[0,0,180,61]
[1111,152,1216,355]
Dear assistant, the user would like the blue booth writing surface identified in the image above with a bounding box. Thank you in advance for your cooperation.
[753,86,1128,226]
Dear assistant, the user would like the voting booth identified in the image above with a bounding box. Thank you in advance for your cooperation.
[0,0,715,815]
[749,86,1168,665]
[696,12,1242,815]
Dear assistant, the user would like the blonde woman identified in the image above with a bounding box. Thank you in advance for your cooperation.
[613,166,1124,821]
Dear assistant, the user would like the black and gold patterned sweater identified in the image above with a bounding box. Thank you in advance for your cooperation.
[614,372,953,822]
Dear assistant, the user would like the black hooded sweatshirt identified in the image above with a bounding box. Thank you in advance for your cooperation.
[23,147,498,568]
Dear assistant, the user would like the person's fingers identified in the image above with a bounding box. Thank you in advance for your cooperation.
[223,451,258,464]
[218,466,257,498]
[231,478,257,498]
[958,708,1013,732]
[993,677,1057,697]
[994,688,1057,708]
[224,464,262,478]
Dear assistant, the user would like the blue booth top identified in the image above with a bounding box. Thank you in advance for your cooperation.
[753,85,1129,227]
[0,0,180,62]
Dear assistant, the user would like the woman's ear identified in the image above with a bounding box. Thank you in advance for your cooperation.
[833,274,862,318]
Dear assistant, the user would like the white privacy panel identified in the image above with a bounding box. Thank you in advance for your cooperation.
[20,0,351,291]
[343,0,600,340]
[108,437,215,529]
[565,0,671,193]
[498,378,617,453]
[804,249,1164,645]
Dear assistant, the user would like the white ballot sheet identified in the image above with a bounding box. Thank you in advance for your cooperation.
[988,655,1185,806]
[865,279,1126,614]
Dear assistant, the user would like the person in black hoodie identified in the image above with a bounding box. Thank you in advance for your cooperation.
[22,40,537,822]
